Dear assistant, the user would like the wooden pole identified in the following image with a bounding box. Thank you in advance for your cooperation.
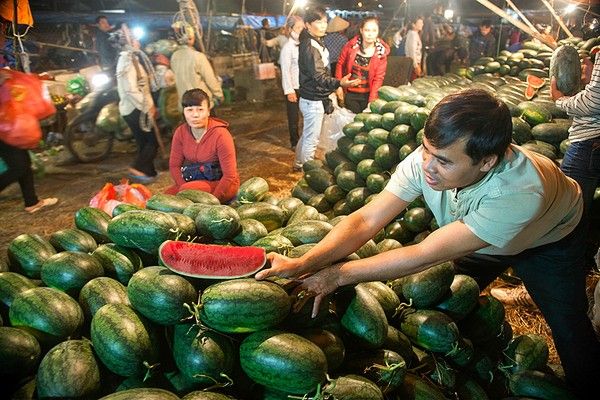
[475,0,557,49]
[505,0,540,34]
[539,0,574,38]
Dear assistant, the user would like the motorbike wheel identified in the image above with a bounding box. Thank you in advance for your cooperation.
[64,116,114,163]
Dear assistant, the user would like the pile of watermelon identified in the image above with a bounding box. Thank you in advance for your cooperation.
[4,37,600,398]
[0,171,579,399]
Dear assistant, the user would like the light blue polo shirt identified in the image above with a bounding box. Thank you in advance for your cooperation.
[385,144,583,255]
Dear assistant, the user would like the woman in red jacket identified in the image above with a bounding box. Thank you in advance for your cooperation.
[165,88,240,203]
[335,17,390,114]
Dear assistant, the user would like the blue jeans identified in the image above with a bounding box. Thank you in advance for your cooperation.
[560,137,600,225]
[295,98,324,169]
[454,224,600,398]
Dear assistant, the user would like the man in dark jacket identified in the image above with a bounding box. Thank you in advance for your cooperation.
[294,6,358,172]
[468,20,496,65]
[95,15,117,72]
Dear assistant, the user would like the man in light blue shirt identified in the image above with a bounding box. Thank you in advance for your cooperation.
[258,89,600,398]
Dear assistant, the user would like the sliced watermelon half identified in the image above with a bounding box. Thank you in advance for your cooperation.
[524,85,537,100]
[526,74,545,89]
[158,240,266,279]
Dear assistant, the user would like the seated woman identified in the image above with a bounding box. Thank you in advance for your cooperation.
[165,88,240,203]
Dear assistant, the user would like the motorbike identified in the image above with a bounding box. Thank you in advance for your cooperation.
[63,73,127,163]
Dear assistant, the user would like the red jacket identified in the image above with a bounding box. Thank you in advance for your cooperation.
[335,35,390,102]
[168,117,240,202]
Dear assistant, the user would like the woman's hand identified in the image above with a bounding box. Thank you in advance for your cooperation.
[550,77,565,101]
[582,56,593,85]
[291,263,343,318]
[287,92,298,102]
[255,252,307,280]
[339,73,360,88]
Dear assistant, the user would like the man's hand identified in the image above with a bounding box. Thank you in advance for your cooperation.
[291,263,343,318]
[339,73,360,88]
[148,106,157,119]
[582,57,593,85]
[286,92,298,102]
[414,65,423,77]
[335,87,344,107]
[255,252,307,280]
[550,77,566,101]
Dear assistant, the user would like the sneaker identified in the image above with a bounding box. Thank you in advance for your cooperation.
[25,198,58,214]
[490,285,536,308]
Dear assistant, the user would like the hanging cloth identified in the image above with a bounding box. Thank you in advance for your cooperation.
[0,0,34,27]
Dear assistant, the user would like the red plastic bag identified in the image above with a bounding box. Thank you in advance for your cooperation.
[89,179,152,215]
[0,112,42,149]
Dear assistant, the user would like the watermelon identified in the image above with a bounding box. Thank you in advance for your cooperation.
[172,322,236,385]
[177,189,221,205]
[0,326,41,378]
[9,287,84,346]
[0,271,36,308]
[240,330,327,394]
[399,309,460,354]
[49,228,98,253]
[199,278,291,333]
[550,45,581,96]
[37,339,101,398]
[99,388,180,400]
[127,266,197,325]
[159,240,266,278]
[91,303,159,377]
[107,210,178,254]
[195,205,241,240]
[74,206,112,243]
[340,285,388,349]
[343,349,407,392]
[146,193,194,213]
[78,277,130,320]
[299,328,346,372]
[7,233,57,278]
[40,251,104,295]
[323,374,383,399]
[91,243,143,285]
[237,176,270,203]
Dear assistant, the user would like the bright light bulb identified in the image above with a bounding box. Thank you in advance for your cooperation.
[358,2,363,7]
[565,4,577,14]
[91,73,110,89]
[294,0,307,7]
[444,9,454,20]
[132,26,145,40]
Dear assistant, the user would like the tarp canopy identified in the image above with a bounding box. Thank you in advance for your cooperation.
[30,12,286,31]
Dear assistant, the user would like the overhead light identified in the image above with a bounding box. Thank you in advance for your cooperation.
[294,0,307,7]
[99,9,125,14]
[357,2,363,7]
[132,26,145,40]
[378,4,383,8]
[565,4,577,14]
[444,9,454,20]
[91,73,110,90]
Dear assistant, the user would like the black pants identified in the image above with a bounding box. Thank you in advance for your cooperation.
[0,141,38,207]
[285,91,300,148]
[123,109,158,177]
[345,91,369,115]
[454,223,600,399]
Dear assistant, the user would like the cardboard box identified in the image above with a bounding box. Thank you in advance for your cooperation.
[254,62,277,80]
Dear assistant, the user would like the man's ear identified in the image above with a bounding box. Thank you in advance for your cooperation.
[479,154,498,172]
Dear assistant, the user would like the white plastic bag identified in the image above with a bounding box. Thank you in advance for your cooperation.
[319,103,356,153]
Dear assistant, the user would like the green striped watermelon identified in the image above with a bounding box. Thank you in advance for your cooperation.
[36,339,101,398]
[200,279,291,333]
[91,303,159,377]
[240,330,327,394]
[7,233,56,278]
[0,271,36,308]
[40,251,104,295]
[0,326,41,378]
[9,287,84,346]
[99,388,180,400]
[127,266,197,325]
[107,210,179,254]
[49,228,98,253]
[78,277,130,320]
[92,243,143,285]
[74,206,112,243]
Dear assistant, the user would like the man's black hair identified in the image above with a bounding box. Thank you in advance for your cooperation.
[261,18,269,27]
[182,88,210,108]
[95,15,108,24]
[480,19,492,27]
[424,89,512,164]
[304,7,327,24]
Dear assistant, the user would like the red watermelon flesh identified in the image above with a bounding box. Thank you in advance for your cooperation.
[159,240,266,279]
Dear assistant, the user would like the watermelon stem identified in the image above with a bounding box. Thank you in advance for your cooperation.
[192,372,233,391]
[443,340,461,357]
[392,298,413,319]
[142,361,161,382]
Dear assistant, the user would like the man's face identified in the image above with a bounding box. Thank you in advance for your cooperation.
[421,136,495,191]
[98,18,111,32]
[183,100,210,129]
[306,16,328,38]
[479,25,491,36]
[414,19,424,32]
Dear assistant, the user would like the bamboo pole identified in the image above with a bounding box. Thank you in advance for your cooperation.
[539,0,574,38]
[475,0,557,49]
[505,0,539,34]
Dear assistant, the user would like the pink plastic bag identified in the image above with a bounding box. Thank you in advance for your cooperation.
[89,179,152,215]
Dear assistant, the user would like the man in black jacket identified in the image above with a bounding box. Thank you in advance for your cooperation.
[95,15,117,72]
[294,7,358,171]
[468,20,496,66]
